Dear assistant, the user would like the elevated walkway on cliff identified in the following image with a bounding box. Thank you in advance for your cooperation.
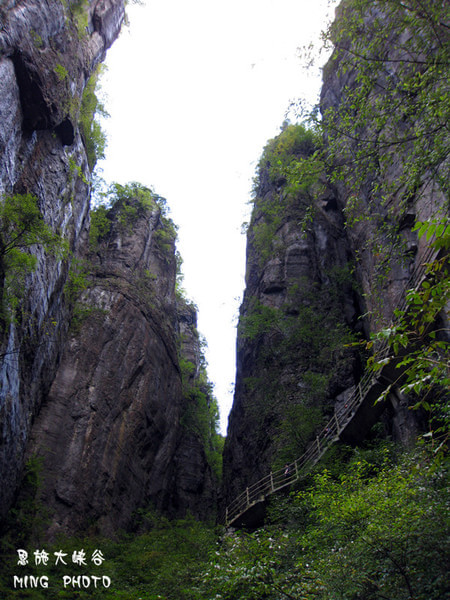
[224,245,441,528]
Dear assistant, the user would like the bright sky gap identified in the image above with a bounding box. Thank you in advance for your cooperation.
[98,0,339,435]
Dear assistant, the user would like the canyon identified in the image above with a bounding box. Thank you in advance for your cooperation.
[0,0,448,539]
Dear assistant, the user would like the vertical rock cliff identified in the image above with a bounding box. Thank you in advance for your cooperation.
[29,188,217,536]
[222,125,362,505]
[0,2,219,534]
[320,0,449,329]
[0,0,126,521]
[222,0,448,508]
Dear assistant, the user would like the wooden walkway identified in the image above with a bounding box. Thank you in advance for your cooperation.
[225,246,439,528]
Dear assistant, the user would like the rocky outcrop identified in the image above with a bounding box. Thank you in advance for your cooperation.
[29,193,217,537]
[222,128,361,505]
[320,0,448,330]
[0,0,125,520]
[222,1,448,507]
[0,1,218,535]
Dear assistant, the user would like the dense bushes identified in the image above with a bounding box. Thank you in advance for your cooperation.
[1,443,447,599]
[89,182,176,252]
[200,443,449,600]
[0,510,217,600]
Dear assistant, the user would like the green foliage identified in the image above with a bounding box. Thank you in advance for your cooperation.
[109,182,157,223]
[199,444,449,600]
[291,0,449,312]
[79,66,108,170]
[89,204,111,248]
[68,157,88,186]
[0,193,66,327]
[367,218,449,451]
[53,63,68,81]
[322,0,449,199]
[2,448,447,599]
[179,351,223,481]
[255,122,319,188]
[0,511,217,600]
[29,29,43,48]
[68,0,89,37]
[239,301,280,341]
[0,455,48,584]
[89,182,175,249]
[65,258,89,303]
[250,123,322,263]
[154,223,177,258]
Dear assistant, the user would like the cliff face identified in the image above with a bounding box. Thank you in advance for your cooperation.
[222,0,448,507]
[320,0,448,330]
[29,192,217,536]
[0,2,218,534]
[222,129,362,505]
[0,0,125,521]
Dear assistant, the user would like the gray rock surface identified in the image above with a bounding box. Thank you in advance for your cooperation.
[0,0,125,520]
[222,155,360,506]
[222,1,448,508]
[29,200,216,536]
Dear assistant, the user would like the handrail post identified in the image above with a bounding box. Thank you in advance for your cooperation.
[223,250,440,528]
[335,410,340,435]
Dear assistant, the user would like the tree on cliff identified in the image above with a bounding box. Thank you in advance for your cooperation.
[282,1,449,442]
[367,219,449,452]
[319,0,449,428]
[0,193,64,328]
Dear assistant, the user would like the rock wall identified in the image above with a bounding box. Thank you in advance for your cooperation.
[222,0,448,507]
[320,0,448,331]
[28,194,216,537]
[222,129,361,505]
[0,0,126,521]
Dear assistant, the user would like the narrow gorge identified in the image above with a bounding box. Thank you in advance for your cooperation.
[0,0,448,598]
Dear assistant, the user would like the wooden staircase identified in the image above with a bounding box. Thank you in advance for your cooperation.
[225,246,440,528]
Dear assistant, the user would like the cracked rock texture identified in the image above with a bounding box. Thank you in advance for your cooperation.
[0,0,217,534]
[0,0,126,521]
[221,1,448,510]
[222,147,362,508]
[29,199,217,537]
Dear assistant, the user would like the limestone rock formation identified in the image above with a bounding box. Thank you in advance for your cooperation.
[0,1,218,536]
[222,1,448,509]
[29,192,217,536]
[0,0,126,521]
[222,128,361,506]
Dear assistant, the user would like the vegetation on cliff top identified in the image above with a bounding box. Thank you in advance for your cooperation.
[89,181,177,250]
[243,0,449,462]
[86,181,224,478]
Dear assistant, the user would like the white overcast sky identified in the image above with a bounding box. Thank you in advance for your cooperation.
[98,0,338,435]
